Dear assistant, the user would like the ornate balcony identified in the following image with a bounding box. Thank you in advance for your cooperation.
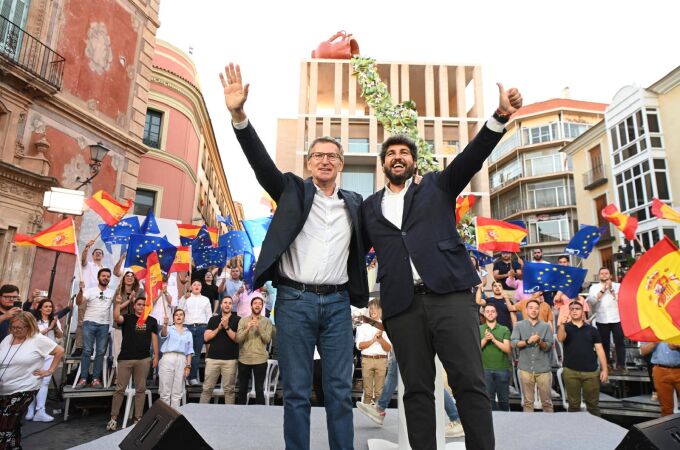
[583,164,608,190]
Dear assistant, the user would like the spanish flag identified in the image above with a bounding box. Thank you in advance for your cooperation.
[455,195,476,223]
[601,204,638,241]
[177,224,202,246]
[207,227,219,248]
[652,198,680,224]
[14,218,77,254]
[169,246,190,273]
[139,251,163,328]
[85,191,132,226]
[620,236,680,343]
[475,217,527,252]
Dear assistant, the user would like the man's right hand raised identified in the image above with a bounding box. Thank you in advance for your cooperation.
[219,62,249,123]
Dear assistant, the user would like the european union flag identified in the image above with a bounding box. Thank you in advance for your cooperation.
[216,214,234,228]
[507,220,528,246]
[140,210,160,235]
[365,248,376,266]
[193,246,229,270]
[218,230,253,259]
[241,217,272,248]
[125,234,177,274]
[191,226,213,251]
[243,250,257,288]
[99,217,140,253]
[523,262,587,299]
[565,225,603,259]
[465,243,495,266]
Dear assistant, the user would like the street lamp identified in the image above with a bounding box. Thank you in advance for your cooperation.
[75,141,110,189]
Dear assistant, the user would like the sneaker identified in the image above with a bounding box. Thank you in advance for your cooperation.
[91,379,103,389]
[551,388,560,398]
[106,418,117,431]
[508,385,519,396]
[33,409,54,422]
[189,379,201,386]
[74,378,87,390]
[445,420,465,438]
[356,401,385,426]
[651,391,658,401]
[71,348,82,357]
[25,404,35,420]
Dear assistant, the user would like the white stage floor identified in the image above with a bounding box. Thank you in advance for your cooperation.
[70,404,628,450]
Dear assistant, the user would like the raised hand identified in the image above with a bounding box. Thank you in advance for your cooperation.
[219,63,250,122]
[497,83,523,116]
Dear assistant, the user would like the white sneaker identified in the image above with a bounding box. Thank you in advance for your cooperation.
[25,404,35,421]
[551,388,560,398]
[445,420,465,438]
[32,409,54,422]
[356,401,385,426]
[508,386,519,396]
[189,379,202,386]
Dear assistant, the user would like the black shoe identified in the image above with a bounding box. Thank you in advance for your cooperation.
[71,348,82,357]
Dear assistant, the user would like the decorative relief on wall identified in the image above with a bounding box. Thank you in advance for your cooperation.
[62,153,92,195]
[30,115,45,133]
[85,23,113,75]
[0,180,36,201]
[86,99,98,112]
[110,151,124,171]
[76,136,88,149]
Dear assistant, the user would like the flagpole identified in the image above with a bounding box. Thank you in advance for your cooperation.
[636,236,647,253]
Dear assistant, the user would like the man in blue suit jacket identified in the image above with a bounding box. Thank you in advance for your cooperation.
[361,84,523,450]
[220,63,368,450]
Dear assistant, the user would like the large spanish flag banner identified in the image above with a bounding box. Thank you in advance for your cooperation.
[85,190,132,226]
[455,195,476,223]
[601,203,638,241]
[620,236,680,343]
[652,198,680,224]
[14,218,77,254]
[177,223,202,246]
[476,217,528,252]
[169,246,190,273]
[139,251,163,328]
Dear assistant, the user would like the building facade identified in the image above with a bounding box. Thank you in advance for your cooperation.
[0,0,160,300]
[487,99,607,262]
[137,40,242,230]
[276,59,492,217]
[562,66,680,280]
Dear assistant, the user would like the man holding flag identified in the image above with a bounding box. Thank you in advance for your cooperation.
[587,267,624,370]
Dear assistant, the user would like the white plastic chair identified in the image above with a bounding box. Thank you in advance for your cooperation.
[121,377,153,429]
[70,331,111,388]
[246,359,279,406]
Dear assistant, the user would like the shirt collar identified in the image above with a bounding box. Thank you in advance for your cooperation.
[384,177,413,196]
[313,183,339,198]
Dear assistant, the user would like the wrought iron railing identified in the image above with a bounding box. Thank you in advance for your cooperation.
[0,15,65,90]
[583,163,607,189]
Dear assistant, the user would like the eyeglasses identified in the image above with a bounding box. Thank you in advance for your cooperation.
[10,325,26,331]
[309,152,342,162]
[99,292,104,300]
[1,295,20,300]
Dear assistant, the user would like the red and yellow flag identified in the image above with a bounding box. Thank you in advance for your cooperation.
[139,251,163,327]
[207,227,219,248]
[177,223,201,245]
[169,246,190,273]
[601,204,638,241]
[455,195,476,223]
[85,190,132,226]
[475,217,527,252]
[620,236,680,343]
[652,198,680,224]
[14,218,77,254]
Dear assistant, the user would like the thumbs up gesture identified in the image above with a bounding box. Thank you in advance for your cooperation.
[497,83,523,116]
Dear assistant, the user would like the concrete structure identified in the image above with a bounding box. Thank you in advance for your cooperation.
[276,59,492,217]
[138,40,242,229]
[562,65,680,281]
[487,98,607,262]
[0,0,161,301]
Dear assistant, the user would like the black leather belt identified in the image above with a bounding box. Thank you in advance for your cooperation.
[414,283,434,295]
[279,277,348,295]
[656,364,680,369]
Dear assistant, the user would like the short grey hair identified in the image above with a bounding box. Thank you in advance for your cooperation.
[307,136,343,158]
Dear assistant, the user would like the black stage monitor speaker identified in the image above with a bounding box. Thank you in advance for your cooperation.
[119,400,212,450]
[616,413,680,449]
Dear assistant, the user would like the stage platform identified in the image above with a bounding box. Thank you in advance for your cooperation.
[70,404,628,450]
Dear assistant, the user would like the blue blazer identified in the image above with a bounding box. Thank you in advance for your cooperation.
[233,122,369,308]
[362,124,504,319]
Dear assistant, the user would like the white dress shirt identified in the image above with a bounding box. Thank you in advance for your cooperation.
[587,282,621,323]
[179,294,212,325]
[355,322,391,356]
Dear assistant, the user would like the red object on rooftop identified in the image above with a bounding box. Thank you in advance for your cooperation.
[311,31,360,59]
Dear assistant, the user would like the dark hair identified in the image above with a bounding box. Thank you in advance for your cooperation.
[135,294,146,302]
[380,135,417,164]
[222,295,233,303]
[173,308,185,317]
[557,255,569,262]
[599,267,610,273]
[484,303,497,312]
[97,268,112,278]
[533,248,543,253]
[92,248,103,255]
[526,299,541,309]
[469,254,479,270]
[568,301,584,310]
[117,271,140,298]
[0,284,19,295]
[36,299,55,323]
[251,295,264,306]
[307,136,343,157]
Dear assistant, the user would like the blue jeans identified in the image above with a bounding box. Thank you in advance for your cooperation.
[80,321,109,381]
[187,324,207,380]
[484,369,511,411]
[377,357,399,411]
[276,285,353,450]
[444,389,460,421]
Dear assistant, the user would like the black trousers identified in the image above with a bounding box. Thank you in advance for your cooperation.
[384,289,494,450]
[236,362,267,405]
[596,322,626,367]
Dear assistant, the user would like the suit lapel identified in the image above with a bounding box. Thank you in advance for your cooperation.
[401,181,419,228]
[338,190,359,229]
[371,188,400,230]
[302,178,316,220]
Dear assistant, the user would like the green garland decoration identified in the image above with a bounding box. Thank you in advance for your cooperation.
[351,56,439,174]
[457,213,477,247]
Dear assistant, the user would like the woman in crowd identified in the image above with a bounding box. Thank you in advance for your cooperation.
[0,312,64,448]
[470,255,488,291]
[158,308,193,408]
[112,271,145,361]
[25,299,63,422]
[201,271,221,314]
[179,280,212,385]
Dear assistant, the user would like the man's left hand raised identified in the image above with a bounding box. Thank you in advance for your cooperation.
[497,83,523,116]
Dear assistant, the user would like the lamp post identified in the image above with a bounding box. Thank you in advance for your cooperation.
[75,142,110,190]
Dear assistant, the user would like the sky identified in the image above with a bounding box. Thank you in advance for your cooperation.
[156,0,678,219]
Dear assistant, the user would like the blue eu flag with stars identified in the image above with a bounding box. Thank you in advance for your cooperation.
[193,246,229,270]
[140,210,160,235]
[523,262,587,299]
[125,234,177,274]
[191,226,213,251]
[241,217,272,248]
[218,231,253,259]
[465,243,495,266]
[216,214,235,228]
[565,225,603,259]
[99,217,140,253]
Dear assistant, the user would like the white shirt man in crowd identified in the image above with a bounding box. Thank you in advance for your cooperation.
[73,241,106,356]
[587,267,625,370]
[75,268,115,389]
[355,299,391,406]
[179,280,212,385]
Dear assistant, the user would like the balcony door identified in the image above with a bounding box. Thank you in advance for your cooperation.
[0,0,30,59]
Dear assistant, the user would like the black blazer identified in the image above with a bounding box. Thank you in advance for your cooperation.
[362,124,504,319]
[233,122,369,308]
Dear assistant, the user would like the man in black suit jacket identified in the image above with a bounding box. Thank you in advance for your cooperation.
[361,84,523,450]
[220,63,368,450]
